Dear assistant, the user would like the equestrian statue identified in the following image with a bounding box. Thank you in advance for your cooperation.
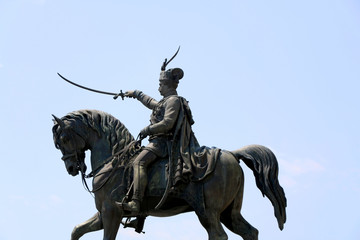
[52,48,287,240]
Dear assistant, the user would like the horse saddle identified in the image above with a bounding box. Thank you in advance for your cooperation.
[93,157,205,215]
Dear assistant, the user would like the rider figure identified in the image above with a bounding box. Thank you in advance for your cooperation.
[122,66,192,213]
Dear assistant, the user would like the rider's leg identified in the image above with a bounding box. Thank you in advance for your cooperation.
[122,149,157,212]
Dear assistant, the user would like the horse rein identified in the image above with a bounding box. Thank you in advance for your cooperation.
[59,130,85,174]
[58,127,143,195]
[57,127,92,194]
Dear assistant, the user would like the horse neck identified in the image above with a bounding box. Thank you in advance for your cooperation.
[88,136,113,172]
[86,126,134,173]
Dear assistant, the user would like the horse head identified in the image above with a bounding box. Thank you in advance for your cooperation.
[52,114,87,176]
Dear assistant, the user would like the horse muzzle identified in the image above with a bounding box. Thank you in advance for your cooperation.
[64,159,80,176]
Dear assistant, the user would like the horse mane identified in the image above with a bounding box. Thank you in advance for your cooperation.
[52,109,135,154]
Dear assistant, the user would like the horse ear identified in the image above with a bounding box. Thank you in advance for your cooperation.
[52,114,65,129]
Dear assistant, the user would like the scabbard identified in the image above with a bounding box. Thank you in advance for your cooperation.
[154,141,174,210]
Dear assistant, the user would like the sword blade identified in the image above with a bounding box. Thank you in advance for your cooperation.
[57,73,118,96]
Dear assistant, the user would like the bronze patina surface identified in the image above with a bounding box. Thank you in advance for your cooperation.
[52,49,286,240]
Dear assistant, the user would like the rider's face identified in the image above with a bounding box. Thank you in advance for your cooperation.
[158,82,172,96]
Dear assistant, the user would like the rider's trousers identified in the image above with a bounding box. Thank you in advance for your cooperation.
[132,149,157,201]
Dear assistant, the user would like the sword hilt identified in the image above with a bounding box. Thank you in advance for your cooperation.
[113,90,125,100]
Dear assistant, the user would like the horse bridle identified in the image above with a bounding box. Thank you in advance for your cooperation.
[57,127,95,194]
[61,151,78,161]
[59,127,87,175]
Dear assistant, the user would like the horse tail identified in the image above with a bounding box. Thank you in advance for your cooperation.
[231,144,287,230]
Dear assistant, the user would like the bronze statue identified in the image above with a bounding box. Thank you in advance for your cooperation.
[120,50,203,213]
[52,49,287,240]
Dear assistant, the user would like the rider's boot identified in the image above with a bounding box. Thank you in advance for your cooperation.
[122,165,147,213]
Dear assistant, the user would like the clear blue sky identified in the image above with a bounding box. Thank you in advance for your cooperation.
[1,0,359,239]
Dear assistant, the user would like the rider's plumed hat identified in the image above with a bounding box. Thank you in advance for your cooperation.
[159,47,183,83]
[159,68,184,83]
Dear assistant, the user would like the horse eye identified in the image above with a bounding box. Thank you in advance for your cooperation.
[60,135,68,143]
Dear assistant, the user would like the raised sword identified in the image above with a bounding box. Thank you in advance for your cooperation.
[57,73,124,100]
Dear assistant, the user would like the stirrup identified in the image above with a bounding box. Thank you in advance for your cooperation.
[122,200,140,213]
[122,217,146,234]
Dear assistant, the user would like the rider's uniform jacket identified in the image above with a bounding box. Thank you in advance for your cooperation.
[133,90,181,158]
[133,89,216,184]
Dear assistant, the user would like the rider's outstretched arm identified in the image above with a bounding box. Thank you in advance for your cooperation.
[125,90,158,110]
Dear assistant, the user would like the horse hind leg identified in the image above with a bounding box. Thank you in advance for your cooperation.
[220,194,259,240]
[71,212,103,240]
[196,210,228,240]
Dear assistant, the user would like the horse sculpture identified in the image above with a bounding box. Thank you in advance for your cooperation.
[52,109,286,240]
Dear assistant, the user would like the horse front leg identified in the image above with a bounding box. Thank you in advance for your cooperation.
[71,212,103,240]
[102,203,123,240]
